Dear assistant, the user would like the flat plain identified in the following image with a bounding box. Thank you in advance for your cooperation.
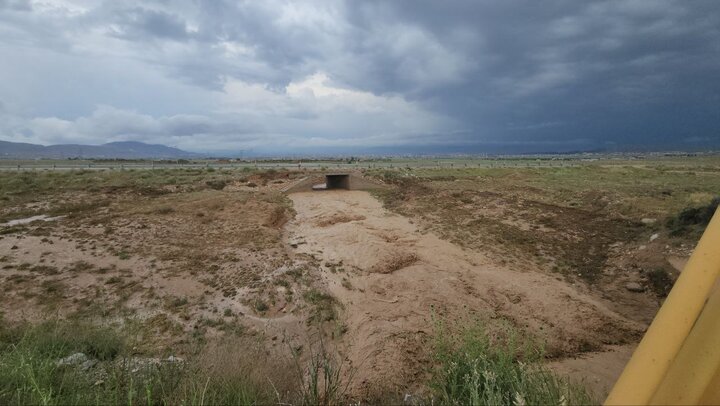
[1,155,718,403]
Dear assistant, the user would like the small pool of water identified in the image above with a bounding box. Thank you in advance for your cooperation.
[2,214,65,226]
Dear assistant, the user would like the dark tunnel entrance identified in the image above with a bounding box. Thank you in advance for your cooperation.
[325,174,350,190]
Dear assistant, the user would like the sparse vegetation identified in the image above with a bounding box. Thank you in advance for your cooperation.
[430,318,595,405]
[254,300,269,313]
[0,319,298,405]
[205,179,228,190]
[1,159,718,404]
[1,315,593,405]
[154,205,175,214]
[370,164,720,283]
[646,268,675,297]
[666,196,720,237]
[303,289,338,323]
[295,340,349,406]
[29,265,59,275]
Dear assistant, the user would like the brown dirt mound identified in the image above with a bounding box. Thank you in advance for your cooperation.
[316,213,366,227]
[370,251,419,274]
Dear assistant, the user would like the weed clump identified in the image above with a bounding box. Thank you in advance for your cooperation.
[295,341,350,406]
[430,318,595,405]
[646,268,674,297]
[205,179,227,190]
[265,206,289,228]
[666,196,720,237]
[254,300,269,313]
[303,289,338,323]
[154,205,175,214]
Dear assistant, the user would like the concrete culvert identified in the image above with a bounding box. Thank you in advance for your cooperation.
[282,172,386,193]
[312,174,350,190]
[325,174,350,190]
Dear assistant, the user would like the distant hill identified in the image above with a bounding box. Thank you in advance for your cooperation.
[0,140,200,159]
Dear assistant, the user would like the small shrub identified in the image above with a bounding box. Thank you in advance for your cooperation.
[206,179,227,190]
[105,276,122,285]
[0,226,26,235]
[41,280,63,295]
[295,341,350,406]
[265,206,288,228]
[155,206,175,214]
[66,261,95,273]
[30,265,59,275]
[168,296,189,308]
[666,196,720,236]
[303,290,338,323]
[647,268,674,297]
[254,300,269,313]
[303,289,334,305]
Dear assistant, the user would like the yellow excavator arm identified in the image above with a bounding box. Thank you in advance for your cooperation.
[606,208,720,405]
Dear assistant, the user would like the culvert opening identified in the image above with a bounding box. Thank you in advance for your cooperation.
[312,174,350,190]
[326,174,350,189]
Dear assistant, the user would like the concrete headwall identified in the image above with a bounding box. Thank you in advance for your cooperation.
[281,173,386,193]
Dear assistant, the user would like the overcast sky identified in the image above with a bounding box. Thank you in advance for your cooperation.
[1,0,719,154]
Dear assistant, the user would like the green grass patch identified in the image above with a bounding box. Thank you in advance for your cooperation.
[666,196,720,237]
[430,318,595,405]
[0,319,297,405]
[303,289,339,323]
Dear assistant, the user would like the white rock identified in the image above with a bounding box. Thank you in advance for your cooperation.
[80,359,98,371]
[625,282,645,293]
[57,352,88,367]
[650,233,659,242]
[641,218,657,225]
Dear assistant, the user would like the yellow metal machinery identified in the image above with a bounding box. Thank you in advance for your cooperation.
[606,208,720,405]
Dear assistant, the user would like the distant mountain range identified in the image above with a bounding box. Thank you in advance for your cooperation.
[0,140,200,159]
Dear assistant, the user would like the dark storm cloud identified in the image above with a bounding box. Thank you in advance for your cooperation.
[0,0,718,152]
[336,1,720,147]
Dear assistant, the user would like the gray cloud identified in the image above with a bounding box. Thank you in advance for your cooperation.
[0,0,718,153]
[0,0,31,11]
[107,7,192,42]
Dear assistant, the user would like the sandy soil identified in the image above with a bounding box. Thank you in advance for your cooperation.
[0,185,314,352]
[286,191,645,396]
[549,344,637,399]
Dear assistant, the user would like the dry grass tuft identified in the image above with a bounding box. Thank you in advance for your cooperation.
[264,206,289,228]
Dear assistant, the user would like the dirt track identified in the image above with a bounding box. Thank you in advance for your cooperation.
[286,191,644,396]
